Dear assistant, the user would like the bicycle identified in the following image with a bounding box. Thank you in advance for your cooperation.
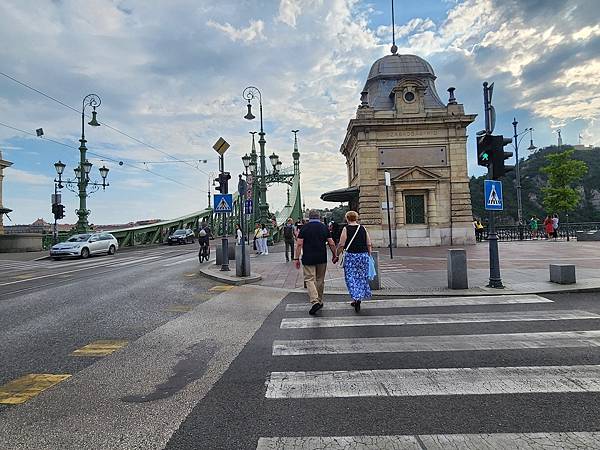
[198,241,210,263]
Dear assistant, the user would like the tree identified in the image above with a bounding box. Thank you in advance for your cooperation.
[540,149,588,214]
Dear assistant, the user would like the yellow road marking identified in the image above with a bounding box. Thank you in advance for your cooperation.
[184,272,197,277]
[0,374,71,405]
[194,292,212,300]
[208,285,234,292]
[13,274,34,280]
[166,305,194,312]
[71,340,128,357]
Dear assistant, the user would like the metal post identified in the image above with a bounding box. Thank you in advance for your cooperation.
[53,183,58,244]
[220,155,229,271]
[513,118,524,240]
[566,213,570,242]
[385,184,393,259]
[483,82,503,288]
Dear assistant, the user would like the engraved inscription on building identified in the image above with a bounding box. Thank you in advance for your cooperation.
[379,146,447,168]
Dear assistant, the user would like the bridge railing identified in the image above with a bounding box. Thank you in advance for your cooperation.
[480,222,600,241]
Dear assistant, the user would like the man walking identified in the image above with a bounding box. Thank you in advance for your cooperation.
[283,218,296,262]
[294,210,338,315]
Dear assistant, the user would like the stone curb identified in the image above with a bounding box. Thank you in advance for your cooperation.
[198,259,262,286]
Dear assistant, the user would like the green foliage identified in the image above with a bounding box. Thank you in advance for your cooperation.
[540,149,588,213]
[470,145,599,223]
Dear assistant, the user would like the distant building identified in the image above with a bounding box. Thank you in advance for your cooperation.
[573,144,595,151]
[5,218,51,234]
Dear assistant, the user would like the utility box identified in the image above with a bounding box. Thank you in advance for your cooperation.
[550,264,576,284]
[447,249,468,289]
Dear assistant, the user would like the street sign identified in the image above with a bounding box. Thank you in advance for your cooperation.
[245,199,253,214]
[384,171,391,187]
[212,137,230,155]
[484,180,503,211]
[214,193,233,213]
[51,193,61,205]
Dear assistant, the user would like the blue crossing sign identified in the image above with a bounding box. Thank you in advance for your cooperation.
[213,193,233,213]
[484,180,503,211]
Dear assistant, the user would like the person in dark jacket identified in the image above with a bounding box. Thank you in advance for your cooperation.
[283,217,296,262]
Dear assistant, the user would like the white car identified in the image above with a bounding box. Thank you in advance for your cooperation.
[50,232,119,260]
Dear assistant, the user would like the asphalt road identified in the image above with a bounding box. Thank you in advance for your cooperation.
[0,244,218,413]
[166,291,600,449]
[2,248,600,449]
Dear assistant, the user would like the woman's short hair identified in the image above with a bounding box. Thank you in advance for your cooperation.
[345,210,359,222]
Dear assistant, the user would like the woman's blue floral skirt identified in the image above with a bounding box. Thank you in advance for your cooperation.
[343,252,372,301]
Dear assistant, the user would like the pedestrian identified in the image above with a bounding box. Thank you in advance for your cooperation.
[254,223,262,254]
[283,217,296,262]
[337,211,372,312]
[473,218,484,242]
[261,223,269,255]
[235,224,242,245]
[294,209,338,315]
[530,216,539,239]
[543,215,553,239]
[552,213,559,239]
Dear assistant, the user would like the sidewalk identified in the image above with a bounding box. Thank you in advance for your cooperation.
[202,239,600,296]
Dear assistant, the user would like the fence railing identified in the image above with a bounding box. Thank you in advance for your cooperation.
[480,222,600,241]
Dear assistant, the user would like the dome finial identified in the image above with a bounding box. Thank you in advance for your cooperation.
[390,0,397,54]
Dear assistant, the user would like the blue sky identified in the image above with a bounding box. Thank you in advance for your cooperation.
[1,0,598,225]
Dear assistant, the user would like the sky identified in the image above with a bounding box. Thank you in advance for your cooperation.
[1,0,598,225]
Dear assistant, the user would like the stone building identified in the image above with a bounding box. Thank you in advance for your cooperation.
[322,49,476,247]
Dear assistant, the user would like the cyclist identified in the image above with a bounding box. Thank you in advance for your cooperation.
[197,221,212,261]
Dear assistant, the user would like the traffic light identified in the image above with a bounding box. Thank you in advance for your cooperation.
[477,133,492,167]
[52,204,65,220]
[490,135,514,180]
[214,172,231,194]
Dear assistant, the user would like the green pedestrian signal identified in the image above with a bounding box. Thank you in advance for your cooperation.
[477,133,492,167]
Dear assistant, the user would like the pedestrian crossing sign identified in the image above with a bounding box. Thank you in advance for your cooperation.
[214,193,233,213]
[484,180,503,211]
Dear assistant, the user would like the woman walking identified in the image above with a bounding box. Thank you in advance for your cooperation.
[337,211,372,312]
[260,223,269,255]
[543,215,554,240]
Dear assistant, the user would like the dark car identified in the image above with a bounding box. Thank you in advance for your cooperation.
[168,229,195,245]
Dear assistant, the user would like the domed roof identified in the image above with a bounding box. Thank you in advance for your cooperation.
[367,54,435,82]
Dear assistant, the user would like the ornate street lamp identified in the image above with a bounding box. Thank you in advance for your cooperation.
[242,153,251,171]
[243,86,269,228]
[99,165,110,189]
[269,152,279,170]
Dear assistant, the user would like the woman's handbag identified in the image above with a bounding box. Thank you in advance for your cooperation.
[339,225,361,267]
[368,255,376,280]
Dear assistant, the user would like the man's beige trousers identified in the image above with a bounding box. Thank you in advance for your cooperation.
[303,263,327,304]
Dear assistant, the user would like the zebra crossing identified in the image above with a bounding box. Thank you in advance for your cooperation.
[257,293,600,449]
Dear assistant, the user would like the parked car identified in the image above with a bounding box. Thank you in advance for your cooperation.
[50,233,119,260]
[167,229,195,245]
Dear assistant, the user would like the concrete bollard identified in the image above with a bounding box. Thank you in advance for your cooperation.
[215,243,236,265]
[369,250,381,290]
[235,244,251,277]
[549,264,576,284]
[447,249,468,289]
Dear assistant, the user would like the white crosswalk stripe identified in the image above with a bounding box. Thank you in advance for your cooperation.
[280,309,600,329]
[273,330,600,356]
[258,294,600,448]
[257,432,600,450]
[285,294,553,311]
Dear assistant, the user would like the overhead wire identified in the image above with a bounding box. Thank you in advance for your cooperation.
[0,71,212,176]
[0,121,203,192]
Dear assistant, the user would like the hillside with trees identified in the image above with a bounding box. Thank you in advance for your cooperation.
[470,145,600,224]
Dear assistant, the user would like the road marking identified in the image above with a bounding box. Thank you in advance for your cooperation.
[162,256,198,267]
[280,309,600,329]
[184,272,197,277]
[0,262,128,286]
[71,340,128,357]
[285,294,552,311]
[273,330,600,356]
[0,374,71,405]
[166,305,194,312]
[12,273,35,280]
[209,285,234,292]
[113,255,162,267]
[265,364,600,399]
[256,432,600,450]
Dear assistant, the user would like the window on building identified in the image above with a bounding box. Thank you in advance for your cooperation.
[405,194,425,224]
[351,156,357,178]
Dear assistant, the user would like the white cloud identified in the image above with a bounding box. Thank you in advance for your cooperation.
[5,167,52,185]
[206,19,266,42]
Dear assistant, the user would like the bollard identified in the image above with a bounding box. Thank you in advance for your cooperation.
[215,244,236,265]
[369,250,381,290]
[447,249,468,289]
[549,264,576,284]
[235,244,251,277]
